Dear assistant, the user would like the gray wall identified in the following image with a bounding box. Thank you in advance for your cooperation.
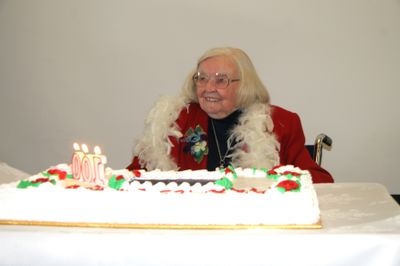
[0,0,399,193]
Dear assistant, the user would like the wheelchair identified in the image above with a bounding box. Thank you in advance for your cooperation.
[306,134,400,205]
[306,133,333,166]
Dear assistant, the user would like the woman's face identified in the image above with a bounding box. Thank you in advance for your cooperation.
[196,56,240,119]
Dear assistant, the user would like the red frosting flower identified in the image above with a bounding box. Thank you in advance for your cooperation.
[276,180,300,191]
[47,169,67,180]
[58,171,67,180]
[281,171,301,177]
[32,177,50,184]
[47,169,58,175]
[267,164,283,175]
[225,167,233,175]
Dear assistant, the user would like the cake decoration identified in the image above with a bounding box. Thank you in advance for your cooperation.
[0,146,321,229]
[108,175,126,190]
[276,179,301,192]
[16,167,72,188]
[71,143,107,187]
[17,177,55,188]
[14,161,309,197]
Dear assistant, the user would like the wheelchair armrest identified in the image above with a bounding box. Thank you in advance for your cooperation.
[316,133,332,150]
[314,133,333,165]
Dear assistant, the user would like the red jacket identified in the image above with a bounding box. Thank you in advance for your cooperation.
[128,103,334,183]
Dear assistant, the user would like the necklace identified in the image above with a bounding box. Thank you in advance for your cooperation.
[210,119,232,168]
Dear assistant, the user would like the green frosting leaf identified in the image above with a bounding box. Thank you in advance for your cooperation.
[260,167,268,173]
[286,174,294,180]
[215,177,233,190]
[17,180,31,189]
[252,167,257,175]
[267,174,280,181]
[227,165,238,179]
[276,186,286,193]
[17,180,41,189]
[108,175,126,190]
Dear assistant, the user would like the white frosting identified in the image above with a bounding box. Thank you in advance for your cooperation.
[127,168,223,181]
[0,164,321,226]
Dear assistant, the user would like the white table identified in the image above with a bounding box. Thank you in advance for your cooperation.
[0,183,399,266]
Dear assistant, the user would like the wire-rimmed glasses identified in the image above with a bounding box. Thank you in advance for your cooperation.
[192,72,240,89]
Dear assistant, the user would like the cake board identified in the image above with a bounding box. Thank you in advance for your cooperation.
[0,219,322,229]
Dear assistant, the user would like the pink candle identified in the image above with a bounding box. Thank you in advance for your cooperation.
[92,146,107,186]
[71,143,84,179]
[71,143,107,186]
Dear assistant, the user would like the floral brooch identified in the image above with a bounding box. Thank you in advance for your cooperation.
[183,125,208,163]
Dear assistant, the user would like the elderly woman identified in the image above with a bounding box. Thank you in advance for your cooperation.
[127,47,333,183]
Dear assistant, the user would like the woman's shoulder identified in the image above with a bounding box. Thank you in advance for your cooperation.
[271,105,297,116]
[270,105,301,122]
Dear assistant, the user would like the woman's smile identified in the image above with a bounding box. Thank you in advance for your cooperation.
[196,56,239,119]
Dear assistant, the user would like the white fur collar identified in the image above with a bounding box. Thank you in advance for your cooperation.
[133,95,187,170]
[133,96,280,170]
[230,102,280,169]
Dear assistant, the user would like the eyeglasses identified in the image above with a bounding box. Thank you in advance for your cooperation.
[192,72,240,89]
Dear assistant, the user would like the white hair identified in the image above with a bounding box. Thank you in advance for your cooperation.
[180,47,270,108]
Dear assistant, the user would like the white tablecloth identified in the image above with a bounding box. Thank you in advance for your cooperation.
[0,182,399,266]
[0,162,30,184]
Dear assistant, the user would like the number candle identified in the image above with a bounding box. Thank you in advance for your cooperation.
[71,143,107,186]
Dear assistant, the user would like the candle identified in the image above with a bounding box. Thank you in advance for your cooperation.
[71,143,107,186]
[71,143,84,180]
[81,143,89,153]
[92,146,107,185]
